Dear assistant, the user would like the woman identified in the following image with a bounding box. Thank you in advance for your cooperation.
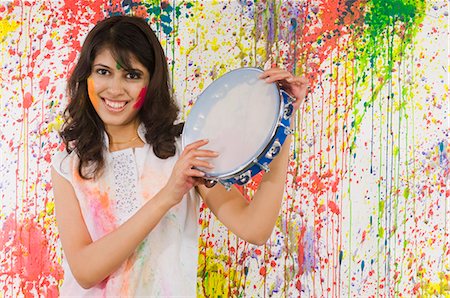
[52,15,308,297]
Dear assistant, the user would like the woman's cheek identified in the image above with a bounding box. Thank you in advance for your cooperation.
[133,87,147,110]
[87,77,100,110]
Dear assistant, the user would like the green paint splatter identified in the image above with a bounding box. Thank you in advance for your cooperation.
[348,0,427,154]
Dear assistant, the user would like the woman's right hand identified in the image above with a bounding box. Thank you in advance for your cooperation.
[53,139,218,288]
[163,139,218,205]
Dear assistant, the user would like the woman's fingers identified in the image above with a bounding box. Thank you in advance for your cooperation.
[285,76,308,85]
[182,139,209,155]
[259,67,309,105]
[180,140,219,177]
[192,158,214,168]
[182,139,219,158]
[165,139,220,202]
[260,69,307,86]
[259,70,297,87]
[259,69,291,83]
[190,149,219,159]
[185,168,206,178]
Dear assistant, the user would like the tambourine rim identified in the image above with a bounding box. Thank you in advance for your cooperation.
[181,67,284,178]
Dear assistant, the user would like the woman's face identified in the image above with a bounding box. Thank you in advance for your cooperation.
[87,48,150,129]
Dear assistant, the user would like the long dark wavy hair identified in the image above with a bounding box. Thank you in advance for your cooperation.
[61,15,182,179]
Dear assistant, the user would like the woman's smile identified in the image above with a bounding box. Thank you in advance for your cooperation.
[87,48,150,128]
[102,98,129,112]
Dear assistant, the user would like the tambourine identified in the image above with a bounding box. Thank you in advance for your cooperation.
[182,67,294,190]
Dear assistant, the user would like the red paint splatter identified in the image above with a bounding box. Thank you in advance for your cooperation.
[0,214,63,297]
[43,152,52,163]
[327,200,340,215]
[45,40,54,50]
[296,226,306,279]
[133,86,148,109]
[361,230,367,243]
[259,266,266,277]
[309,171,326,194]
[23,92,33,109]
[57,1,105,68]
[292,0,365,90]
[317,204,326,214]
[331,178,340,193]
[39,76,50,90]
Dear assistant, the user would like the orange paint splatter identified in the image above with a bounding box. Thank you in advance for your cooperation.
[87,77,100,110]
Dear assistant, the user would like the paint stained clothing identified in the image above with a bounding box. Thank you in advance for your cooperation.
[52,125,200,297]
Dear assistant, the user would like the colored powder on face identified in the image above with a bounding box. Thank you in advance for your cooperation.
[116,61,122,70]
[87,77,100,109]
[133,87,148,109]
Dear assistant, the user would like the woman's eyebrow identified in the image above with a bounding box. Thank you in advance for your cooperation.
[93,63,144,74]
[92,63,111,68]
[127,68,144,73]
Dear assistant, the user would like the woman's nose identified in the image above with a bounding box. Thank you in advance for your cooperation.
[106,75,125,96]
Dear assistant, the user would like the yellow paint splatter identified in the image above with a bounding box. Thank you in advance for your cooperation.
[41,114,64,135]
[0,19,20,41]
[419,272,450,297]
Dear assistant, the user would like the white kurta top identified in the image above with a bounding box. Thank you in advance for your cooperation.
[52,126,200,297]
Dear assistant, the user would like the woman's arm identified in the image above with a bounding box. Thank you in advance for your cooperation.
[197,135,292,245]
[197,68,308,245]
[52,168,176,289]
[52,140,217,289]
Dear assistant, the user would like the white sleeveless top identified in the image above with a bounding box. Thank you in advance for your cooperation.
[52,126,200,297]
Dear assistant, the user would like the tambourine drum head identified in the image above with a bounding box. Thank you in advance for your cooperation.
[182,68,280,177]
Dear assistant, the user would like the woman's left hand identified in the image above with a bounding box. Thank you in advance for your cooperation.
[259,68,308,112]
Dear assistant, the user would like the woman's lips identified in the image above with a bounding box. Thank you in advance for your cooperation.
[102,98,128,112]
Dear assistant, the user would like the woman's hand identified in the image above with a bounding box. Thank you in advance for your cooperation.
[259,68,308,112]
[163,139,218,205]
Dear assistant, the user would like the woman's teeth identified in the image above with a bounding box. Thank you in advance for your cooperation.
[104,99,127,109]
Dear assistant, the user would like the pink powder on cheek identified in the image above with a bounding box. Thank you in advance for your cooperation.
[133,87,147,109]
[87,77,100,109]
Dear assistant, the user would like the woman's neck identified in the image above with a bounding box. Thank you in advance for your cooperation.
[106,120,144,152]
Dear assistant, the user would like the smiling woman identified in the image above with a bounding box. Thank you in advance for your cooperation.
[51,15,307,297]
[61,15,183,179]
[87,48,150,149]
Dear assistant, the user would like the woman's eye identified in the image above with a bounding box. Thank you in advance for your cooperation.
[126,72,141,80]
[96,69,109,75]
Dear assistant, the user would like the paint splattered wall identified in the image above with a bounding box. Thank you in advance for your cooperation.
[0,0,448,297]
